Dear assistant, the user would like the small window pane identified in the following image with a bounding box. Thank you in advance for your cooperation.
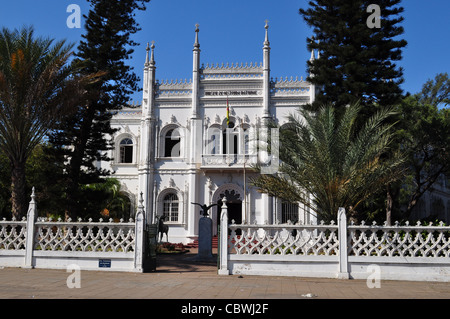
[163,193,179,222]
[119,138,133,163]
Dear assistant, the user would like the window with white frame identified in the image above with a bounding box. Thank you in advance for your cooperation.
[281,200,299,224]
[207,126,221,155]
[164,129,181,157]
[163,193,179,222]
[119,138,133,163]
[223,121,238,154]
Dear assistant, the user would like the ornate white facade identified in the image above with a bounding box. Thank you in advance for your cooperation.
[102,23,318,244]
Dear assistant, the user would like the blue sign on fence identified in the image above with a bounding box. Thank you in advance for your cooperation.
[98,259,111,268]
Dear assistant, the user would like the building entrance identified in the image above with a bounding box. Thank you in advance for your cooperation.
[211,185,244,236]
[216,200,242,226]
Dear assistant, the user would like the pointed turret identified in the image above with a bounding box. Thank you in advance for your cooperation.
[145,41,156,68]
[262,20,271,120]
[316,40,320,59]
[191,24,201,119]
[194,23,200,49]
[145,42,150,66]
[264,19,270,48]
[139,40,157,223]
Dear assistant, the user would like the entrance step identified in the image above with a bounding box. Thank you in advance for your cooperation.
[185,236,218,249]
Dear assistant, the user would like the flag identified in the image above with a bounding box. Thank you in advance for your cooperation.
[226,95,230,127]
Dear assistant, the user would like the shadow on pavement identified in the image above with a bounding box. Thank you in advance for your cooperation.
[150,248,219,274]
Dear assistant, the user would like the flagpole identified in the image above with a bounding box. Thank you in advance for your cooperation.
[240,118,247,224]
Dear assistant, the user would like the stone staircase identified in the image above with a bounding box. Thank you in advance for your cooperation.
[186,236,218,249]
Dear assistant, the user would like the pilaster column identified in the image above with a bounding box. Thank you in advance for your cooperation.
[138,42,157,224]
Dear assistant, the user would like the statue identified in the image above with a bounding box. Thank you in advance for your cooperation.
[156,215,169,242]
[191,202,218,217]
[189,202,216,262]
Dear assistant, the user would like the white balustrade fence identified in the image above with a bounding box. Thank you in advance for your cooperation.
[0,189,145,272]
[218,200,450,282]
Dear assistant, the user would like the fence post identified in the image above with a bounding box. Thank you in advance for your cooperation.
[337,207,349,279]
[218,196,229,275]
[24,187,37,268]
[134,193,145,272]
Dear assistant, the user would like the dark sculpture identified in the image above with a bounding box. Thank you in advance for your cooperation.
[191,202,218,217]
[156,215,169,242]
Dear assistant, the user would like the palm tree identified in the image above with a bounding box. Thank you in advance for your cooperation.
[82,178,132,220]
[250,102,405,222]
[0,26,98,218]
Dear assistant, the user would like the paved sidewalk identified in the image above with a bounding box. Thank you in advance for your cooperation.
[0,249,449,299]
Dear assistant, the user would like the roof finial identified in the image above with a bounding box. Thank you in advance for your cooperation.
[194,23,200,49]
[150,40,155,65]
[316,40,320,59]
[145,41,155,67]
[145,42,150,66]
[264,19,269,46]
[309,38,315,62]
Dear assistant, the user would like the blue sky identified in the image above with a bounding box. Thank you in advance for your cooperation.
[1,0,449,104]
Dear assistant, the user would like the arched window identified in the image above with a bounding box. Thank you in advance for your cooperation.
[206,126,221,155]
[164,129,181,157]
[119,138,133,163]
[163,193,179,222]
[223,121,238,154]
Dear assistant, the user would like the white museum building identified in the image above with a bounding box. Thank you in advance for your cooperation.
[100,23,319,244]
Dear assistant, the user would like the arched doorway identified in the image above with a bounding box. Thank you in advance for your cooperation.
[211,184,244,235]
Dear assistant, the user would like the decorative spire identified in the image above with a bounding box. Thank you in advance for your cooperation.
[264,19,270,47]
[316,40,320,59]
[30,187,35,204]
[150,40,155,65]
[309,38,315,62]
[145,41,156,67]
[145,42,150,66]
[194,23,200,49]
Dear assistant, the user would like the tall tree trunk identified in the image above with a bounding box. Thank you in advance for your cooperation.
[11,161,27,219]
[65,148,82,220]
[65,107,94,220]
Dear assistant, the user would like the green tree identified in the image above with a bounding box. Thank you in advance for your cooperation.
[299,0,407,114]
[79,178,132,221]
[393,74,450,219]
[0,27,94,218]
[25,143,67,217]
[0,151,10,218]
[0,142,67,219]
[250,102,405,222]
[47,0,150,219]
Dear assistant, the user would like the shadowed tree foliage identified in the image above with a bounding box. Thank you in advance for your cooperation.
[299,0,407,116]
[250,102,405,222]
[393,73,450,219]
[0,26,98,218]
[47,0,150,219]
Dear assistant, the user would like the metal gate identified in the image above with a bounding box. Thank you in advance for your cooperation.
[144,223,158,271]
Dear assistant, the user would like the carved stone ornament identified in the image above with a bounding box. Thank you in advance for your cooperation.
[219,189,241,203]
